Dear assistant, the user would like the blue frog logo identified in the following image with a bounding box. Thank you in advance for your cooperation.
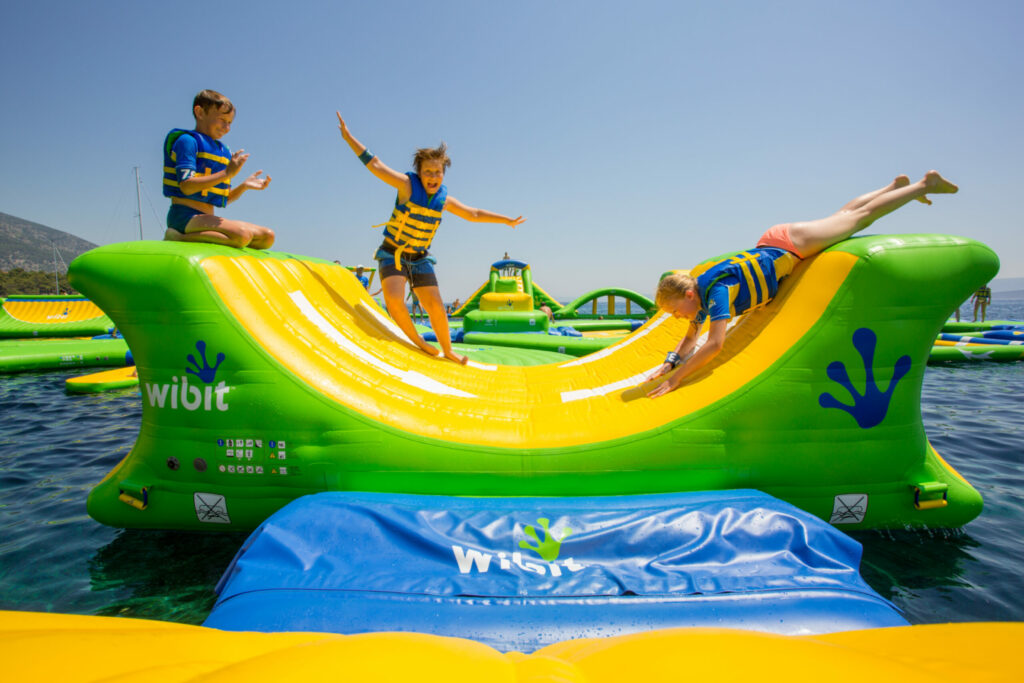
[186,340,225,383]
[818,328,911,429]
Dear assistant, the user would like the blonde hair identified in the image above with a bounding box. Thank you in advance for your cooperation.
[413,143,451,174]
[655,271,697,309]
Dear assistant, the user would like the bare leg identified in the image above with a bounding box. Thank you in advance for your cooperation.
[789,171,958,258]
[837,175,910,213]
[247,226,276,249]
[415,285,468,364]
[382,276,440,357]
[163,214,275,249]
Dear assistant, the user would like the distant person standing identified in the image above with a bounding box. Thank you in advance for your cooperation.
[353,264,370,289]
[162,89,274,248]
[972,284,992,322]
[408,288,425,322]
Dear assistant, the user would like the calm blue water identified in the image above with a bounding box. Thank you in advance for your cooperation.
[1,303,1022,627]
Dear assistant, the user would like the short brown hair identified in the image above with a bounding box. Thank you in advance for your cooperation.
[193,89,234,118]
[655,271,697,309]
[413,143,451,174]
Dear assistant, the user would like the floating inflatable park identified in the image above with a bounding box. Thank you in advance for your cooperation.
[69,233,996,532]
[445,258,657,356]
[0,293,113,338]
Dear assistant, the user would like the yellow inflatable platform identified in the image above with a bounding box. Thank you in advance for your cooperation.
[1,611,1019,681]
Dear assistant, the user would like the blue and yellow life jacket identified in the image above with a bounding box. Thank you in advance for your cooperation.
[692,248,797,323]
[162,129,231,208]
[377,172,447,269]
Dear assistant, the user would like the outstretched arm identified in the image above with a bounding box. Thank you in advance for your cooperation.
[336,112,410,196]
[445,195,525,227]
[647,319,727,398]
[647,319,700,381]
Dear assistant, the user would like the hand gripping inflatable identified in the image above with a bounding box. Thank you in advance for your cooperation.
[69,234,995,531]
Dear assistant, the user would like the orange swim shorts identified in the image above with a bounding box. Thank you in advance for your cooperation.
[756,223,805,259]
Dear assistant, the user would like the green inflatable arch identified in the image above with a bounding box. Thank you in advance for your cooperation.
[555,287,657,320]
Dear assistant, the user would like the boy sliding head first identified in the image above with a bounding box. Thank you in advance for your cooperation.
[647,171,959,399]
[162,90,275,249]
[337,112,526,364]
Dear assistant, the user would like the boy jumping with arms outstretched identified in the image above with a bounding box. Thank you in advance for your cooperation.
[163,89,275,249]
[648,171,958,398]
[337,112,525,364]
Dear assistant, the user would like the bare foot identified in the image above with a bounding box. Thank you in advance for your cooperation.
[893,175,932,206]
[893,174,934,204]
[923,170,958,195]
[442,350,469,365]
[416,343,441,358]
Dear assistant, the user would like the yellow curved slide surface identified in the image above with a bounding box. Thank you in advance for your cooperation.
[2,298,107,324]
[202,251,855,449]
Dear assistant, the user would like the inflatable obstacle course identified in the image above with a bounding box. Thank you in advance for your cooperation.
[70,235,993,532]
[928,321,1024,363]
[461,259,555,333]
[452,258,561,319]
[0,294,113,338]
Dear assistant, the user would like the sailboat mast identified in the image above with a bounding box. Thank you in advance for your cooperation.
[134,166,144,239]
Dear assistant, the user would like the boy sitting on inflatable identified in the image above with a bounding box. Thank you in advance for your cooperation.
[647,171,959,399]
[162,89,275,249]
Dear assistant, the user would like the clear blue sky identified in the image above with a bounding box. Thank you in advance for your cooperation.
[1,0,1021,299]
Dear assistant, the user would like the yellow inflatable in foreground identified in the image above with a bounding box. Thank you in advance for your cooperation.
[1,611,1019,682]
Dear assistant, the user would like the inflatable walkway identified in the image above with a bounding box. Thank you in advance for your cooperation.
[0,294,113,338]
[3,611,1020,682]
[69,235,996,532]
[0,337,130,373]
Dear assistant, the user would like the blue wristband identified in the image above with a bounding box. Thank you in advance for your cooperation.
[358,149,374,165]
[665,351,681,368]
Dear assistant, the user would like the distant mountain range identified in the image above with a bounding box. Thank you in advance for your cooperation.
[0,212,98,271]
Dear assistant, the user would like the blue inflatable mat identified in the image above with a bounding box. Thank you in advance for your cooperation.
[205,490,906,651]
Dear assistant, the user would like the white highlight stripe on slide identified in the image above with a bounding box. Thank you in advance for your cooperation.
[357,301,497,371]
[290,291,477,398]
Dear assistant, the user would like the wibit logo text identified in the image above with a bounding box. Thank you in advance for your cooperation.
[451,516,585,577]
[451,545,586,577]
[145,340,231,412]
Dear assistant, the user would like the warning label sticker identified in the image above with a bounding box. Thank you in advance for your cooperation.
[830,494,868,524]
[194,492,231,524]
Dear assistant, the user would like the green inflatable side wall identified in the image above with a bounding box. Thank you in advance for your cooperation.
[69,235,995,532]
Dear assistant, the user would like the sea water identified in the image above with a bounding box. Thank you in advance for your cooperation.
[1,302,1022,627]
